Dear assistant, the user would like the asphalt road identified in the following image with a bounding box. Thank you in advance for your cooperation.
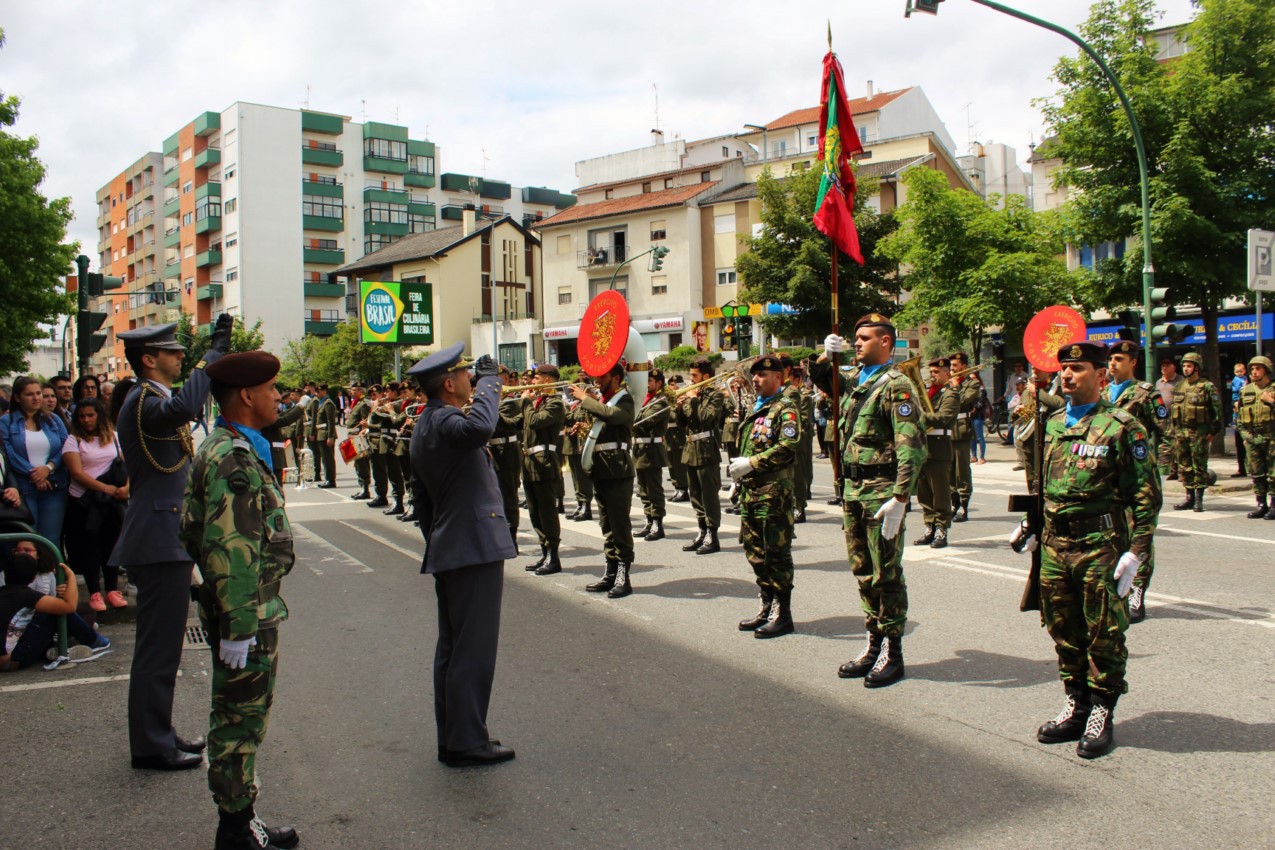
[2,441,1272,849]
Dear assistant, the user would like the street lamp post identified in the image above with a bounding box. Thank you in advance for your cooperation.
[907,0,1158,381]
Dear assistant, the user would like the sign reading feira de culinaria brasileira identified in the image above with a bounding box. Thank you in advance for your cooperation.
[359,280,434,345]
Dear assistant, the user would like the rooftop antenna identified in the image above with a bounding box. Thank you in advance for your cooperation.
[394,105,400,123]
[360,99,368,122]
[653,83,660,131]
[302,84,311,110]
[964,102,980,154]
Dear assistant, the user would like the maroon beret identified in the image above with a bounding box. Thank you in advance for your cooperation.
[205,351,281,388]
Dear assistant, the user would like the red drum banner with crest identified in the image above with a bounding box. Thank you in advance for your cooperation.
[1023,306,1086,373]
[578,289,631,377]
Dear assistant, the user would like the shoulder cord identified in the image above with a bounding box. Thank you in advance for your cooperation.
[135,383,193,474]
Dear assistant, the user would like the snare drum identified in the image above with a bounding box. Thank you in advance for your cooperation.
[350,433,371,459]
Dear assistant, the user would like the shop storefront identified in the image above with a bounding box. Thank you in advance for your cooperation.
[1086,309,1272,370]
[544,315,686,367]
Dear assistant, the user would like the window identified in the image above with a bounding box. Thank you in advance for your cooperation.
[183,244,195,258]
[714,213,736,234]
[591,276,627,300]
[664,178,673,189]
[556,235,571,255]
[409,212,435,233]
[224,166,236,180]
[363,138,407,162]
[364,201,407,224]
[604,189,614,200]
[651,275,667,296]
[181,148,192,162]
[722,145,729,157]
[224,198,237,213]
[195,195,221,222]
[650,220,666,241]
[225,234,238,248]
[642,181,651,194]
[700,171,710,182]
[364,233,400,254]
[808,134,817,148]
[226,268,239,282]
[716,268,737,286]
[557,286,572,305]
[182,212,193,226]
[303,197,343,220]
[306,173,336,185]
[181,181,193,194]
[408,154,434,175]
[308,238,338,250]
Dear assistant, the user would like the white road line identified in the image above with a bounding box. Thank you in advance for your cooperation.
[1157,524,1273,544]
[293,524,374,574]
[0,673,130,694]
[335,520,420,563]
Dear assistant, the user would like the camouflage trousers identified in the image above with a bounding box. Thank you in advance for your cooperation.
[1241,434,1273,495]
[739,485,795,593]
[843,496,908,638]
[1016,435,1039,495]
[567,452,593,506]
[917,458,954,528]
[206,626,279,814]
[1174,432,1211,489]
[951,439,973,498]
[1039,532,1129,699]
[636,465,666,519]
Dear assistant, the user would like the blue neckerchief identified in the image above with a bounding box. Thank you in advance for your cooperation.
[1108,380,1132,404]
[752,392,778,414]
[216,415,272,471]
[858,362,886,386]
[1064,401,1097,428]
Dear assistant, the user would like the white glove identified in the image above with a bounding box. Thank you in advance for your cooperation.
[1114,552,1140,598]
[823,333,845,354]
[1010,522,1038,553]
[873,498,907,540]
[727,457,753,481]
[218,636,256,670]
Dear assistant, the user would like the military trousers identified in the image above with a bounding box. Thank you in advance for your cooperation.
[128,561,196,758]
[593,475,635,565]
[397,452,412,501]
[206,625,279,814]
[491,447,522,534]
[317,439,337,486]
[1242,434,1272,495]
[636,465,666,519]
[1039,531,1129,699]
[843,496,908,638]
[525,476,560,546]
[370,450,388,498]
[951,439,973,499]
[567,452,593,506]
[667,435,688,491]
[740,485,795,593]
[917,458,954,528]
[792,443,811,510]
[1174,431,1211,489]
[354,454,371,491]
[1159,424,1178,476]
[686,462,722,529]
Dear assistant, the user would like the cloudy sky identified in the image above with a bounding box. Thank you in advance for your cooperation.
[4,0,1195,265]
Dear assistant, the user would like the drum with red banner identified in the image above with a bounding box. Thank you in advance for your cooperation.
[1022,305,1087,373]
[575,288,650,470]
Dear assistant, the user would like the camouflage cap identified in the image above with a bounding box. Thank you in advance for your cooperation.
[750,355,783,374]
[1181,352,1204,366]
[1057,341,1109,366]
[1249,355,1274,371]
[1110,340,1141,358]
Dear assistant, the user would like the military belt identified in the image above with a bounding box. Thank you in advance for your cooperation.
[270,441,286,448]
[925,428,951,436]
[634,437,664,444]
[955,413,970,420]
[1046,512,1116,537]
[593,442,629,452]
[689,431,714,441]
[489,436,519,445]
[842,461,897,481]
[527,444,559,454]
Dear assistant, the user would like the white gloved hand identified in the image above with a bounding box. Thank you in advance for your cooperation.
[727,457,753,481]
[1010,522,1038,553]
[218,636,256,670]
[1114,552,1140,598]
[873,497,908,540]
[823,333,845,354]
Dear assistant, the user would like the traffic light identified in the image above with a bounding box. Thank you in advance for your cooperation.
[1149,287,1195,344]
[648,245,670,272]
[76,309,110,359]
[73,254,124,371]
[83,271,125,297]
[905,0,944,16]
[1116,309,1141,342]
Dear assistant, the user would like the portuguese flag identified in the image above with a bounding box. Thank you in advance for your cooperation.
[813,49,865,265]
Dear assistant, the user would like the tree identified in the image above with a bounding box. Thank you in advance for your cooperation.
[0,29,76,375]
[654,345,723,373]
[308,321,394,385]
[278,335,319,388]
[1039,0,1275,378]
[736,166,899,342]
[877,167,1077,354]
[176,313,266,383]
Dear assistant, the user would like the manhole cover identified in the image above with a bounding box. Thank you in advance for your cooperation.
[184,625,208,648]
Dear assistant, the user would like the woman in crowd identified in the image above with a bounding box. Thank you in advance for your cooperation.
[62,398,128,611]
[109,378,134,426]
[0,377,69,545]
[971,382,989,465]
[41,383,58,417]
[72,375,100,411]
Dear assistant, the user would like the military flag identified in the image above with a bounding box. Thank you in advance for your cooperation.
[813,47,865,265]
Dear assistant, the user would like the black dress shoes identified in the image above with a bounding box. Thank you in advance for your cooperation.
[132,749,202,771]
[441,741,516,768]
[175,733,207,754]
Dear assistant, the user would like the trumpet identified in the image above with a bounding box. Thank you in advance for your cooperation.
[501,380,575,395]
[951,359,1000,382]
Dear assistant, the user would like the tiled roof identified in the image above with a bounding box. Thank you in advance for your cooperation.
[699,157,930,208]
[534,182,720,229]
[764,88,912,131]
[574,161,728,195]
[700,182,760,205]
[333,215,539,276]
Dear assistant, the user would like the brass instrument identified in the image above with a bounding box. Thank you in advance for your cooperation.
[895,355,936,416]
[950,359,1000,382]
[501,380,575,395]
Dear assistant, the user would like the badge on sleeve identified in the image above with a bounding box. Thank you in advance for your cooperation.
[1131,440,1149,461]
[1155,404,1168,419]
[897,402,914,418]
[228,470,252,494]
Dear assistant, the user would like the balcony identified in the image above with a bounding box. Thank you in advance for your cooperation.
[304,281,344,298]
[441,203,503,222]
[302,179,343,198]
[303,214,344,232]
[162,263,181,280]
[195,146,221,169]
[472,311,537,324]
[163,131,180,158]
[163,166,179,187]
[164,227,181,248]
[303,247,345,264]
[364,219,408,237]
[404,171,434,189]
[163,197,180,218]
[301,110,344,135]
[304,309,342,336]
[363,185,409,204]
[195,249,222,268]
[194,110,220,137]
[195,215,221,234]
[197,283,222,301]
[577,245,627,269]
[301,143,343,167]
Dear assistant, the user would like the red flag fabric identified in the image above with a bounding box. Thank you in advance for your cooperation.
[813,51,865,265]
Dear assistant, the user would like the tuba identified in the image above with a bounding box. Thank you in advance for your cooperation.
[895,355,936,416]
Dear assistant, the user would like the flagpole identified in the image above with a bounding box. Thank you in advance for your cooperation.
[830,248,841,502]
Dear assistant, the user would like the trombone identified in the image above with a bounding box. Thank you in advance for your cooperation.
[501,380,576,395]
[950,359,1000,382]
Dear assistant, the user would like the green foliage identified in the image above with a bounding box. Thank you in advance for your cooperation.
[557,364,583,384]
[278,321,395,386]
[654,345,723,372]
[736,166,899,340]
[0,30,76,374]
[177,313,266,383]
[877,168,1078,354]
[775,346,816,361]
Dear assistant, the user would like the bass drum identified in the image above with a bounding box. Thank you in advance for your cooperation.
[582,327,649,473]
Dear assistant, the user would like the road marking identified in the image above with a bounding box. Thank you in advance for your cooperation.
[0,673,130,694]
[293,524,374,574]
[1157,524,1273,544]
[336,520,420,563]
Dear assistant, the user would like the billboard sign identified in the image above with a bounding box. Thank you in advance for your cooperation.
[359,280,433,346]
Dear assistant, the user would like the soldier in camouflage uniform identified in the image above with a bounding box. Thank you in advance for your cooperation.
[948,351,980,522]
[780,356,815,524]
[181,351,298,850]
[914,358,960,549]
[1170,352,1222,512]
[1106,340,1169,623]
[811,314,926,689]
[1237,355,1275,521]
[720,377,745,516]
[344,384,373,499]
[633,369,672,542]
[521,365,566,573]
[489,367,524,541]
[1019,341,1161,760]
[573,363,637,596]
[310,384,339,488]
[564,389,595,521]
[665,377,689,501]
[730,356,801,639]
[676,358,726,554]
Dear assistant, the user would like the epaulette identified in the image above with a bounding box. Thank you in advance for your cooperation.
[231,437,254,454]
[1138,382,1155,392]
[1107,405,1139,428]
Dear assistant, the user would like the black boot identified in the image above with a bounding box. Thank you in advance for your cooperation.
[350,488,370,500]
[557,496,566,514]
[738,590,774,631]
[215,808,286,850]
[1076,694,1116,758]
[837,631,883,678]
[914,523,936,546]
[607,562,632,598]
[383,498,405,516]
[535,542,562,575]
[636,518,654,538]
[754,590,794,638]
[1247,488,1269,518]
[524,544,547,572]
[794,507,807,523]
[1037,684,1092,744]
[367,495,389,508]
[1173,489,1196,511]
[1128,585,1147,624]
[682,522,707,552]
[586,561,617,592]
[1193,488,1204,512]
[930,526,948,549]
[696,527,721,555]
[1265,506,1275,521]
[566,503,583,521]
[644,517,665,541]
[953,496,969,522]
[951,491,961,517]
[572,505,593,522]
[863,635,904,687]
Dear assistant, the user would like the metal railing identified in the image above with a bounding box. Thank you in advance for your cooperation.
[577,245,627,269]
